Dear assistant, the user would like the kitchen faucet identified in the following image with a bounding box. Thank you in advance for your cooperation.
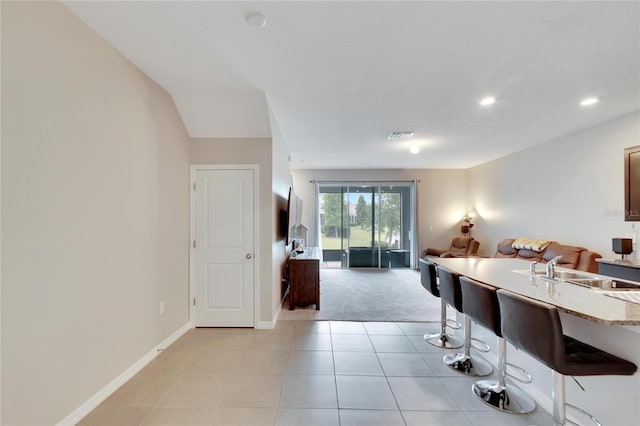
[546,255,563,279]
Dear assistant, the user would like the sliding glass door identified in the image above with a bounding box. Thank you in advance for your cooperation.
[318,182,414,269]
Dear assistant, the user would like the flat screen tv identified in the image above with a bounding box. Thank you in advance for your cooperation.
[625,145,640,221]
[280,187,300,245]
[289,187,297,244]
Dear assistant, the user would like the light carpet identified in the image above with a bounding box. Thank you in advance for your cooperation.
[280,268,444,322]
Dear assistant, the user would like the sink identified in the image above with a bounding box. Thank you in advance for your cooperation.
[552,270,596,280]
[513,269,611,288]
[514,269,599,281]
[552,271,612,288]
[601,279,640,290]
[565,277,610,288]
[513,268,640,290]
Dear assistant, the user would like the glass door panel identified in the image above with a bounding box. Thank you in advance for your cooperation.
[347,185,380,267]
[318,185,348,268]
[380,186,409,268]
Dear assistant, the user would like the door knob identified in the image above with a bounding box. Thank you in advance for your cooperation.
[246,253,253,259]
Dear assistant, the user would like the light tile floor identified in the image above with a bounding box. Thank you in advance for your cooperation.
[80,320,553,425]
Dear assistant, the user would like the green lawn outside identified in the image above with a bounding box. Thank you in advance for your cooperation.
[321,226,391,249]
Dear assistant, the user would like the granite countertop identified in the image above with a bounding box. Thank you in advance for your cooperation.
[597,258,640,269]
[431,257,640,325]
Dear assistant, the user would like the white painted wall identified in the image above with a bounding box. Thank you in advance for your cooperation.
[190,138,278,325]
[2,2,190,424]
[290,169,469,257]
[469,110,640,258]
[174,91,272,138]
[269,108,292,320]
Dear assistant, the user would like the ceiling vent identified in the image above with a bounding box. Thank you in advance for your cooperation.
[387,131,414,140]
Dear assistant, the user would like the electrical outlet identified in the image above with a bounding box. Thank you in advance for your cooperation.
[429,225,433,232]
[159,302,165,315]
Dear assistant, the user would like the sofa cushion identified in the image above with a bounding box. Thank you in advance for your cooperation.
[450,237,471,254]
[495,239,517,257]
[515,249,544,261]
[496,238,543,260]
[542,243,584,269]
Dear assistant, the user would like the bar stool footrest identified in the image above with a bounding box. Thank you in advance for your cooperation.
[560,403,602,426]
[506,362,532,384]
[470,337,491,352]
[445,318,462,330]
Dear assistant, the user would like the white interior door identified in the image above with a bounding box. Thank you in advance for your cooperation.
[194,168,255,327]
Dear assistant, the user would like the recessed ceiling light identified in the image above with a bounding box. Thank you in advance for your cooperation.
[409,144,420,154]
[479,96,496,106]
[388,131,414,140]
[245,11,267,28]
[580,97,599,106]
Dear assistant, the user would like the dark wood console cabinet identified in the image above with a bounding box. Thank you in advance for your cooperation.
[288,247,320,310]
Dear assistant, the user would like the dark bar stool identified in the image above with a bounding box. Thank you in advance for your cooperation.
[497,289,638,426]
[460,277,536,414]
[439,269,492,376]
[418,259,463,349]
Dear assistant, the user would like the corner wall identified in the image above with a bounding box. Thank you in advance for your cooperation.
[190,138,276,324]
[268,109,291,319]
[468,110,640,257]
[466,110,640,424]
[1,2,191,424]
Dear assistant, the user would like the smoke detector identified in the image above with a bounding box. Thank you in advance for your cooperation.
[245,11,267,28]
[387,131,414,140]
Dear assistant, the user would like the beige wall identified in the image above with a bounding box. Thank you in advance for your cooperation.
[1,2,191,424]
[190,138,278,324]
[269,111,292,316]
[290,168,469,257]
[469,110,640,258]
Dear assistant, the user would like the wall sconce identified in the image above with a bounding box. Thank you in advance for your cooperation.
[461,214,475,236]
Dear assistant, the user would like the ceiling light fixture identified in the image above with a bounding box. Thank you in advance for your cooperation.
[245,11,267,28]
[388,131,414,140]
[479,96,496,106]
[580,97,599,106]
[410,144,420,154]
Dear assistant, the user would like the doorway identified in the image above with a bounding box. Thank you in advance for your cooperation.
[190,166,257,327]
[317,182,415,269]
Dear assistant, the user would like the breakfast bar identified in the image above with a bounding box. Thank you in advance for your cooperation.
[427,256,640,425]
[429,257,640,325]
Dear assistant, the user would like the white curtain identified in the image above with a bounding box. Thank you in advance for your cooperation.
[312,179,323,262]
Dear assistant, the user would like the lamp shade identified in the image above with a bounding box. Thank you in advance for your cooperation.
[612,238,633,255]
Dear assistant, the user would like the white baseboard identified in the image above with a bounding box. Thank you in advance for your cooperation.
[256,301,282,329]
[273,303,282,324]
[57,322,192,426]
[256,319,277,329]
